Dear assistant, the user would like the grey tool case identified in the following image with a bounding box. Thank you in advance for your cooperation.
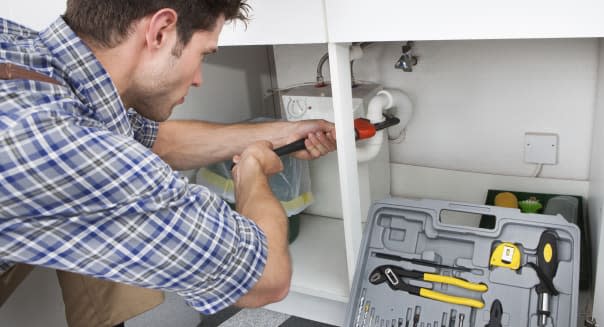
[344,197,580,327]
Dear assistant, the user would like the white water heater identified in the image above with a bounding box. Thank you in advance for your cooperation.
[281,83,393,221]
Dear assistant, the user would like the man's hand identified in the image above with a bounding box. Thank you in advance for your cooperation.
[231,141,283,180]
[286,120,337,160]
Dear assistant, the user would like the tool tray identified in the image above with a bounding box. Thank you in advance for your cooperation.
[344,197,580,327]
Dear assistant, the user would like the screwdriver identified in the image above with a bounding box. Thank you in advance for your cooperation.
[536,230,560,326]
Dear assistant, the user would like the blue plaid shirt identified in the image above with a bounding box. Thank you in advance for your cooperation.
[0,17,267,313]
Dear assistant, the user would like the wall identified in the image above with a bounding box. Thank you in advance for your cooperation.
[170,46,275,122]
[274,39,598,180]
[0,45,274,327]
[2,0,65,30]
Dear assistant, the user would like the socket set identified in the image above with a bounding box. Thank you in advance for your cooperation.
[344,198,580,327]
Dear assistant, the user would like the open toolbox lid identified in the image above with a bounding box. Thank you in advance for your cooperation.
[344,197,581,327]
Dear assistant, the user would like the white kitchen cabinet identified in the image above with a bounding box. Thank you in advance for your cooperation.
[2,0,327,45]
[324,0,604,42]
[218,0,327,46]
[269,38,604,325]
[320,41,604,325]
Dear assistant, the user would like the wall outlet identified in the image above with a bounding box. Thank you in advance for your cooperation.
[524,132,558,164]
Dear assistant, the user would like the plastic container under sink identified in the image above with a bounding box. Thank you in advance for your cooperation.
[544,195,579,225]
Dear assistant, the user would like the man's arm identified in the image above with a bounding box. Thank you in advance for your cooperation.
[151,119,336,170]
[229,141,292,306]
[0,117,274,314]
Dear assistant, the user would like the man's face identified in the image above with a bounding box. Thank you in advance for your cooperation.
[129,15,225,122]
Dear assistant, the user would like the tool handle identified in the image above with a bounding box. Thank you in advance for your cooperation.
[423,273,488,292]
[536,230,559,294]
[273,138,307,156]
[419,289,485,309]
[272,123,360,157]
[373,252,473,272]
[273,114,401,157]
[229,139,306,170]
[230,138,305,170]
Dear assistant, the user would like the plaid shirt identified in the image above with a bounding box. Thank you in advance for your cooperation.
[0,17,267,313]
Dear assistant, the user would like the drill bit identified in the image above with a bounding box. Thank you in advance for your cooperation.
[355,289,367,327]
[413,306,421,327]
[449,309,456,327]
[360,301,370,327]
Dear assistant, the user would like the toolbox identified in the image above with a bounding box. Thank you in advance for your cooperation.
[344,197,581,327]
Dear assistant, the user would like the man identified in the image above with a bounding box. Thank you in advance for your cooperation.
[0,1,337,326]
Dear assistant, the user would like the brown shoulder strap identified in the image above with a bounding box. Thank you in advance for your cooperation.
[0,63,61,85]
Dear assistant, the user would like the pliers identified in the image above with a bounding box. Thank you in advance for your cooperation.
[369,265,488,309]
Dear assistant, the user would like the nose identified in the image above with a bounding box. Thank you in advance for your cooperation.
[192,65,202,87]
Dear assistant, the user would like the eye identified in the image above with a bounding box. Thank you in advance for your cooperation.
[201,49,217,62]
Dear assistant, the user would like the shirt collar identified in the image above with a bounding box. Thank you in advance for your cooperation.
[39,17,133,138]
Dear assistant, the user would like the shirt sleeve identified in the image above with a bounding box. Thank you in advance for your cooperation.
[127,109,159,148]
[0,110,267,314]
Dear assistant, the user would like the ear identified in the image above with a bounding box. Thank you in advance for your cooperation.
[145,8,178,50]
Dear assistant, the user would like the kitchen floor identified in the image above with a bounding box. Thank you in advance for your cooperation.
[199,306,337,327]
[127,291,337,327]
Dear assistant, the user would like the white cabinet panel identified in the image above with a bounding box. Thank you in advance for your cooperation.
[325,0,604,42]
[2,0,65,31]
[1,0,327,45]
[219,0,327,46]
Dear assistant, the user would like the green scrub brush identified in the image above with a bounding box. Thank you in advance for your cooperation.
[518,197,543,213]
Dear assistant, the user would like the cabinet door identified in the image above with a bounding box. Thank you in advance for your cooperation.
[3,0,65,31]
[219,0,327,46]
[325,0,604,42]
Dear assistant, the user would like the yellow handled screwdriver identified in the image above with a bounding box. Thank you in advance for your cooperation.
[535,230,560,326]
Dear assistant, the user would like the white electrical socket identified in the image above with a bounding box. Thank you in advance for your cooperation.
[524,132,558,165]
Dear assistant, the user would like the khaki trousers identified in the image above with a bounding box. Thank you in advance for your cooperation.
[0,264,164,327]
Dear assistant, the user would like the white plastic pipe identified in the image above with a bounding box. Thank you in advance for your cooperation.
[349,44,364,61]
[356,91,390,162]
[356,89,413,162]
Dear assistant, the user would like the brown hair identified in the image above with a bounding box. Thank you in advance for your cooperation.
[63,0,249,48]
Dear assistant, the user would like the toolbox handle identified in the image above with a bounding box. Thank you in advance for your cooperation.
[439,208,497,231]
[438,201,573,231]
[447,203,492,214]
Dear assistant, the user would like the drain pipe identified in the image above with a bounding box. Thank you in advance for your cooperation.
[357,89,413,162]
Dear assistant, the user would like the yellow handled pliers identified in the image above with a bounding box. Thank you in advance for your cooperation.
[369,265,488,308]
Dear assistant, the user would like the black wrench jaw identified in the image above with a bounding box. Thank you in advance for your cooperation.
[369,267,386,285]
